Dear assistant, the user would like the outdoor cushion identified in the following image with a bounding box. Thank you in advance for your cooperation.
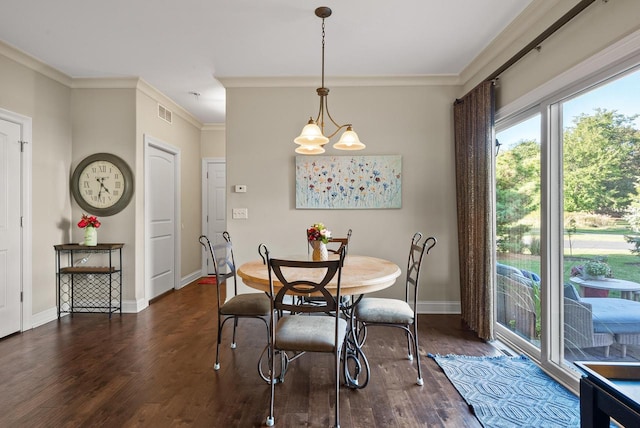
[582,297,640,334]
[564,283,581,301]
[521,269,541,282]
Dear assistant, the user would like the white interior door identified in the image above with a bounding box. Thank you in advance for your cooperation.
[206,160,226,245]
[0,118,22,337]
[148,142,178,299]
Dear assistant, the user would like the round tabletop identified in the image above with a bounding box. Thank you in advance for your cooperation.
[238,254,402,296]
[569,276,640,292]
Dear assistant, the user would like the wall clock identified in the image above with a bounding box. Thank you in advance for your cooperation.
[70,153,134,216]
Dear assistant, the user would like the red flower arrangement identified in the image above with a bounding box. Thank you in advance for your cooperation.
[77,214,101,229]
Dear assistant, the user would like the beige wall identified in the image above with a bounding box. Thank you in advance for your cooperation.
[70,87,137,300]
[136,85,204,294]
[201,126,225,158]
[0,52,72,315]
[225,85,462,305]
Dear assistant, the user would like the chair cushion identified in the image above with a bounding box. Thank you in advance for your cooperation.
[355,297,414,324]
[275,315,347,353]
[582,297,640,334]
[220,293,270,316]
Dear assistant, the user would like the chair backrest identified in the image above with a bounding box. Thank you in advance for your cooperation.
[405,232,437,308]
[496,273,537,332]
[327,229,352,255]
[199,232,238,300]
[496,273,537,338]
[261,245,345,315]
[307,229,352,256]
[563,297,595,349]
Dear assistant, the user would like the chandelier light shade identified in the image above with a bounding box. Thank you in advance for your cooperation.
[295,144,326,155]
[294,118,329,147]
[294,6,366,154]
[333,126,365,150]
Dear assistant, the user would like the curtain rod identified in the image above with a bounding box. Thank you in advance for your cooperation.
[486,0,597,82]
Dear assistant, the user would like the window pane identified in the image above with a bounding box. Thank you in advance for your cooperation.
[562,68,640,363]
[496,115,542,348]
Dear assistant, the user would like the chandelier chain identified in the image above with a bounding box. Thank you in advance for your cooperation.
[321,18,326,89]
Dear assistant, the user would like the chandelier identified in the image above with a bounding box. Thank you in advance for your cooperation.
[294,6,366,155]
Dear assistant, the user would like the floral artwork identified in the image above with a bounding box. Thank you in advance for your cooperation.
[296,155,402,209]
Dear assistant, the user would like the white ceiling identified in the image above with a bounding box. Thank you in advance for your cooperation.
[0,1,534,124]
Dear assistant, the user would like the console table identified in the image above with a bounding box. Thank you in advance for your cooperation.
[54,243,124,318]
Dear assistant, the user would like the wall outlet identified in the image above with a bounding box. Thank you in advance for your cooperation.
[232,208,248,219]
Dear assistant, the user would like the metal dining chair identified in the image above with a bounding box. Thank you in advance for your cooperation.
[301,229,352,308]
[199,232,271,371]
[352,232,436,386]
[260,244,347,428]
[307,228,352,255]
[327,228,352,255]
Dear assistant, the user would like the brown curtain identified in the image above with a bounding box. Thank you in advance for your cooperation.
[453,81,495,341]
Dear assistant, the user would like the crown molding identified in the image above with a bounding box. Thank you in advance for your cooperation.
[72,77,204,129]
[201,123,225,131]
[136,79,202,129]
[0,39,72,87]
[71,77,139,89]
[217,74,461,88]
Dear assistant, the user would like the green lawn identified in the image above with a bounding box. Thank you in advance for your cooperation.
[498,253,640,300]
[498,219,640,301]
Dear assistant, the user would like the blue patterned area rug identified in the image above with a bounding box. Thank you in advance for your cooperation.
[429,354,580,428]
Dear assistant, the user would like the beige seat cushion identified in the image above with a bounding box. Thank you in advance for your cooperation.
[275,315,348,352]
[220,293,271,316]
[356,297,414,324]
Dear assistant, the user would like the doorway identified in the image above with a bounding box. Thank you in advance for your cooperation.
[201,158,226,247]
[145,135,180,301]
[0,108,32,338]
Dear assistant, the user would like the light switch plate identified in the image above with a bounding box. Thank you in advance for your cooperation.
[232,208,248,219]
[235,185,247,193]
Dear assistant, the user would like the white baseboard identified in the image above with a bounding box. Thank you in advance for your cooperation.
[180,270,201,289]
[29,298,459,331]
[416,300,461,314]
[30,299,148,327]
[31,306,59,328]
[122,299,148,313]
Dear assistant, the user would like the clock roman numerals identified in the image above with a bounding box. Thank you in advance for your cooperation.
[78,160,126,208]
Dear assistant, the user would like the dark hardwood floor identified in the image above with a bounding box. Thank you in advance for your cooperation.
[0,280,500,427]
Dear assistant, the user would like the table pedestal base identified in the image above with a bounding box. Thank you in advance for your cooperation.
[583,287,610,298]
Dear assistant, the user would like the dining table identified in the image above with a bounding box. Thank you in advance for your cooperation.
[570,276,640,300]
[237,254,402,389]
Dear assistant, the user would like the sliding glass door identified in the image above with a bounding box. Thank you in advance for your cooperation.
[561,70,640,364]
[495,66,640,372]
[495,114,542,350]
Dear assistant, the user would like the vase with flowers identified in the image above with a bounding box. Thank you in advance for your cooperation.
[78,214,101,246]
[307,222,331,261]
